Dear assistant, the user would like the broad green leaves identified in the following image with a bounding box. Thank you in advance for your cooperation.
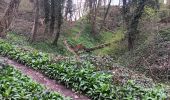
[0,40,167,100]
[0,66,70,100]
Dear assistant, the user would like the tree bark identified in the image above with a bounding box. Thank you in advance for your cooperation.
[122,0,130,27]
[50,0,56,36]
[30,0,39,42]
[43,0,50,38]
[52,0,64,45]
[127,0,147,50]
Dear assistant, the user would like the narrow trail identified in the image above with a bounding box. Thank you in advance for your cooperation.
[1,57,90,100]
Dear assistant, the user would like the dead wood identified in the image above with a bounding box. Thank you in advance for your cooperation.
[63,38,80,61]
[84,42,111,52]
[64,39,121,54]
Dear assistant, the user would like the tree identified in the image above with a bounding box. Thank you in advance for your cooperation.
[122,0,159,50]
[52,0,65,45]
[0,0,21,38]
[65,0,73,21]
[127,0,147,50]
[28,0,70,44]
[99,0,112,32]
[85,0,102,36]
[50,0,56,36]
[30,0,39,42]
[43,0,50,37]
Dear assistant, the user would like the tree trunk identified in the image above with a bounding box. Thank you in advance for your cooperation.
[50,0,56,36]
[53,26,61,45]
[99,0,111,32]
[30,0,39,42]
[43,0,50,38]
[122,0,130,28]
[127,0,147,50]
[127,28,135,50]
[53,0,63,45]
[0,0,20,38]
[90,0,101,36]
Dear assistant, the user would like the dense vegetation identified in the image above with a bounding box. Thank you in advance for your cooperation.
[0,40,167,100]
[0,65,70,100]
[0,0,170,99]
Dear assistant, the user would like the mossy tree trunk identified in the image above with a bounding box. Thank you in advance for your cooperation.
[122,0,148,50]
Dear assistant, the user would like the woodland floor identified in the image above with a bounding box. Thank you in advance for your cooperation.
[0,1,170,98]
[1,55,170,100]
[1,56,90,100]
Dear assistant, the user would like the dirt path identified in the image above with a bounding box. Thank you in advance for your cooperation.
[1,57,90,100]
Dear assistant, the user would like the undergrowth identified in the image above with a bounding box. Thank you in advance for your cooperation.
[6,22,125,57]
[0,40,167,100]
[0,65,70,100]
[117,28,170,84]
[94,27,126,56]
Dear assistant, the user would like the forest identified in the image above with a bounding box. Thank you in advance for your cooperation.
[0,0,169,100]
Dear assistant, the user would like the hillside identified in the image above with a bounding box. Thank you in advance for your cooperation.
[0,0,169,99]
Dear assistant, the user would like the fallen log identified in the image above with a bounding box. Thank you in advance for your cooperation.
[63,39,80,61]
[84,42,111,52]
[63,39,121,54]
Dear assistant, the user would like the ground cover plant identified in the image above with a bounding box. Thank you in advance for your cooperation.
[0,40,168,100]
[1,0,170,99]
[0,65,70,100]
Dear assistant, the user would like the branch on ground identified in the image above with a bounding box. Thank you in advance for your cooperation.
[63,38,80,61]
[63,38,122,54]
